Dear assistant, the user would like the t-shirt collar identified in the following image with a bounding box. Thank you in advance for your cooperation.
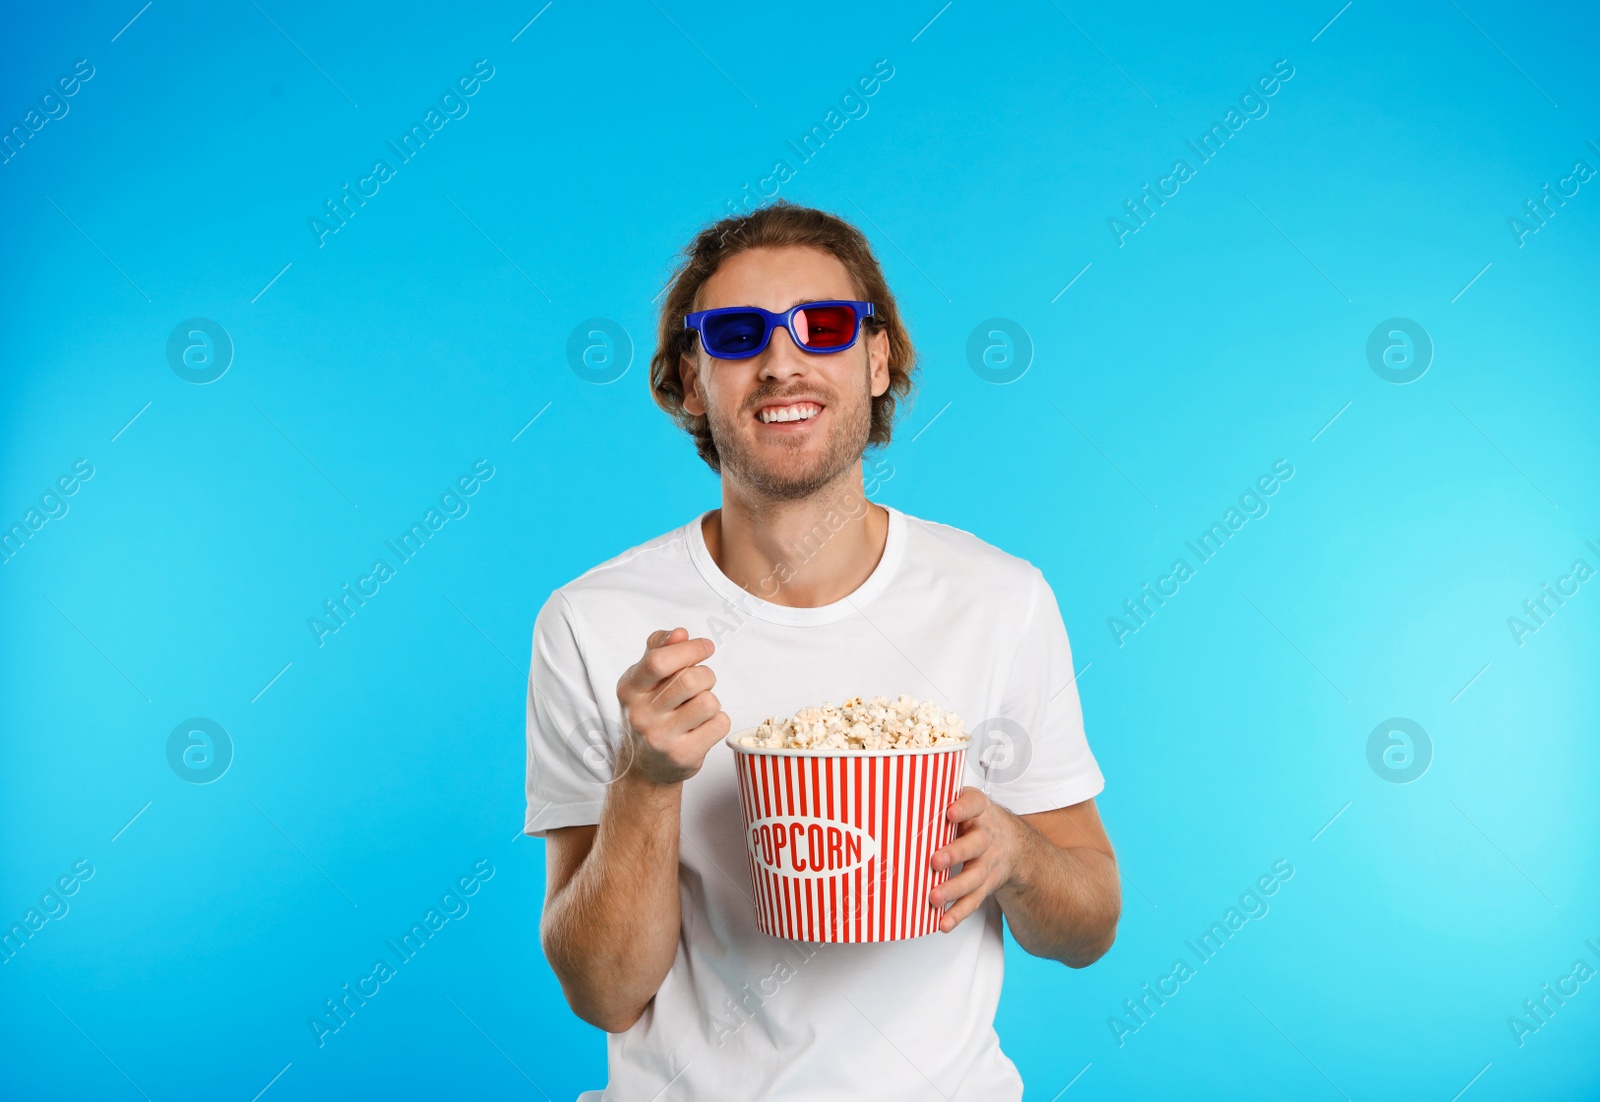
[686,501,905,627]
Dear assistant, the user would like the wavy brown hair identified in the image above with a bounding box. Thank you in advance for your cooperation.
[649,200,918,474]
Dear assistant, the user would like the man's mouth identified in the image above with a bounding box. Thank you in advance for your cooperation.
[754,401,825,427]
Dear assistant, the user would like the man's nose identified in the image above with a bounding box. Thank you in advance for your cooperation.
[759,324,811,377]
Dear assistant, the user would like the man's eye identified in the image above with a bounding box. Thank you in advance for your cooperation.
[708,317,763,348]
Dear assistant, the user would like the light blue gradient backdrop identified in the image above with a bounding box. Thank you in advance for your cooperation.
[3,1,1597,1099]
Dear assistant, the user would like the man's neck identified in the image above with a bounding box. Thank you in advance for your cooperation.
[702,475,888,609]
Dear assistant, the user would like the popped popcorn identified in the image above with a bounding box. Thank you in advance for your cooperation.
[739,695,968,751]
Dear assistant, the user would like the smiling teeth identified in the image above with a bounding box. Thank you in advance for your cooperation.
[759,404,820,423]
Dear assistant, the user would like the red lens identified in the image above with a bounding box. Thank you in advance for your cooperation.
[794,305,856,349]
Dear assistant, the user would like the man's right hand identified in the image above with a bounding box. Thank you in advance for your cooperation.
[614,626,730,786]
[545,626,726,1032]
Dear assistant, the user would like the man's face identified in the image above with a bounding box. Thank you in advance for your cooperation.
[681,245,890,502]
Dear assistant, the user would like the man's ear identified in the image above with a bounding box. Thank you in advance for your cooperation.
[681,351,706,416]
[868,327,891,398]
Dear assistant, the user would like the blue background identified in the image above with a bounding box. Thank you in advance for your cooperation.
[3,0,1597,1098]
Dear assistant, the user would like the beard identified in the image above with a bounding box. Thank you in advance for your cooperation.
[706,356,873,503]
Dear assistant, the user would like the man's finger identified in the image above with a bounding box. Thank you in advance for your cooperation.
[648,665,717,718]
[682,706,732,754]
[647,626,686,649]
[939,890,986,932]
[643,636,710,676]
[626,636,713,694]
[640,646,716,703]
[946,787,987,824]
[933,859,988,907]
[931,827,988,870]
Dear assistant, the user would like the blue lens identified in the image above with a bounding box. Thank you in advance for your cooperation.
[703,311,767,356]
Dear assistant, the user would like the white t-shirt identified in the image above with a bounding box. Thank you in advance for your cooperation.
[525,501,1104,1102]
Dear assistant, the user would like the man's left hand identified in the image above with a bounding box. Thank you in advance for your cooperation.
[929,786,1019,933]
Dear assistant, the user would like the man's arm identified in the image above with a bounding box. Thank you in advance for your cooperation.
[539,774,683,1032]
[997,798,1120,965]
[537,626,730,1033]
[931,792,1120,967]
[929,566,1119,964]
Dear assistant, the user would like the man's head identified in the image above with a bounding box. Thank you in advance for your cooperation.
[650,201,917,501]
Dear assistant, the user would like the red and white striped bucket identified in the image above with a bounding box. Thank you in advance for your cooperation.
[726,730,969,943]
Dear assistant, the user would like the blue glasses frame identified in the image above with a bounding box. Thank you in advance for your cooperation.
[683,300,875,360]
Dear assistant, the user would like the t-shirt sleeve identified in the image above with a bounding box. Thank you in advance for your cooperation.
[977,565,1104,815]
[525,589,613,838]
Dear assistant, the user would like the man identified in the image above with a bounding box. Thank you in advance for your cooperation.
[526,200,1119,1101]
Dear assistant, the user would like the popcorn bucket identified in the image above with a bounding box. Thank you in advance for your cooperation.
[725,730,969,943]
